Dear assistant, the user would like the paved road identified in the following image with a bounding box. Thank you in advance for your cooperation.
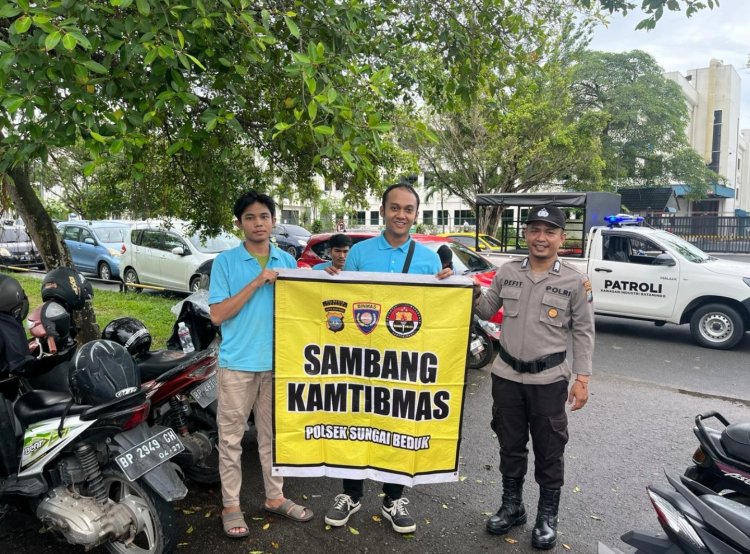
[3,315,750,553]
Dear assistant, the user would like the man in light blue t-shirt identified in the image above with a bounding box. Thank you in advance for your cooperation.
[209,191,312,539]
[322,183,452,535]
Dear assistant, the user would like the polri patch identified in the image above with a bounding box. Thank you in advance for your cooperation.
[323,299,348,332]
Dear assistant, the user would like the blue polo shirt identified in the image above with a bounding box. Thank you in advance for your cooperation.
[208,243,296,371]
[344,233,441,275]
[312,261,332,270]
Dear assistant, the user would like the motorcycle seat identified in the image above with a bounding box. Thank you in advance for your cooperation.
[722,423,750,463]
[700,494,750,535]
[14,390,90,428]
[137,349,201,382]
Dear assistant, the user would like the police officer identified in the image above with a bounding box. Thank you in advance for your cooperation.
[473,205,594,550]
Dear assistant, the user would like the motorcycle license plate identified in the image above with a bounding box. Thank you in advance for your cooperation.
[190,374,217,408]
[115,428,185,481]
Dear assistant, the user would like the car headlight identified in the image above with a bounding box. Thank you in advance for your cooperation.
[107,248,122,257]
[0,247,11,257]
[297,238,307,246]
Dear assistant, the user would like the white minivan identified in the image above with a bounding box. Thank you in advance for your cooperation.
[120,221,240,292]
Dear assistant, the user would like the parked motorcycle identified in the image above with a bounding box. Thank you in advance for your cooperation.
[1,337,187,553]
[684,410,750,501]
[467,313,500,370]
[598,472,750,553]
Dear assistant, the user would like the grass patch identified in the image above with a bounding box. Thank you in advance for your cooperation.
[4,271,180,347]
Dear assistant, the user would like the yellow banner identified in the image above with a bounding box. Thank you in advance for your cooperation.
[272,270,472,486]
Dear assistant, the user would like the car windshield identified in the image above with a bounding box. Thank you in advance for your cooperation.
[426,242,493,274]
[189,231,241,253]
[95,226,129,243]
[0,228,31,242]
[652,230,711,263]
[481,235,503,248]
[279,225,311,238]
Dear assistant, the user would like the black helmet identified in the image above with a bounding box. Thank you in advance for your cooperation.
[80,273,94,303]
[70,340,140,404]
[41,267,88,311]
[0,274,29,323]
[102,317,152,358]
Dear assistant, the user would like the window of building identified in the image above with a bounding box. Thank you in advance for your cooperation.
[710,110,722,173]
[422,210,433,225]
[354,211,366,225]
[370,211,379,226]
[453,210,476,226]
[437,210,449,226]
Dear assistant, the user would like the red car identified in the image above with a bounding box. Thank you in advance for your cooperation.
[297,232,503,325]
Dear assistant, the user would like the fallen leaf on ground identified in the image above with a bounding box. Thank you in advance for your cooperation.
[460,476,467,481]
[481,512,493,516]
[325,525,332,531]
[504,538,518,544]
[303,494,308,500]
[251,517,264,521]
[182,510,194,515]
[590,515,601,521]
[271,541,280,549]
[372,515,382,522]
[349,526,360,535]
[403,534,415,539]
[573,485,581,493]
[204,512,211,518]
[262,523,270,530]
[186,525,193,534]
[442,504,448,509]
[177,543,189,547]
[563,544,572,550]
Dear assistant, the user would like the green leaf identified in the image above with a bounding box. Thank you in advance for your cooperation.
[313,125,333,136]
[371,123,392,132]
[307,100,317,120]
[83,60,108,74]
[284,16,300,38]
[274,122,292,131]
[62,33,78,50]
[136,0,150,16]
[82,161,96,177]
[45,31,62,51]
[109,139,125,154]
[178,53,190,70]
[90,131,106,143]
[144,48,158,65]
[13,16,32,34]
[0,5,22,18]
[2,96,24,113]
[305,77,316,95]
[186,54,205,71]
[157,45,174,59]
[69,31,91,50]
[177,29,185,49]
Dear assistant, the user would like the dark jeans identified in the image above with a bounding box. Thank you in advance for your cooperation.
[343,479,404,502]
[490,375,569,489]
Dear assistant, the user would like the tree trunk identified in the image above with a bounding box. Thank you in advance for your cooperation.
[6,165,100,343]
[480,205,503,236]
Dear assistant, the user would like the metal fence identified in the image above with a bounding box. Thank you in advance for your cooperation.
[644,215,750,254]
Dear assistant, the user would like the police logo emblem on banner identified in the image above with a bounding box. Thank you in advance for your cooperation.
[353,302,381,335]
[323,300,348,332]
[386,303,422,338]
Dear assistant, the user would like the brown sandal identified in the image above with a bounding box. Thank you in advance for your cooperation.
[263,499,314,522]
[222,510,250,538]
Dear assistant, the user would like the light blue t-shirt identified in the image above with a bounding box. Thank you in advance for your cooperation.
[312,261,332,270]
[344,233,441,275]
[208,243,296,371]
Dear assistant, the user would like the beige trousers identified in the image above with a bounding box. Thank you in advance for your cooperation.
[217,367,283,507]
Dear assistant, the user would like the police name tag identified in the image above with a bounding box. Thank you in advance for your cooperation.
[115,428,185,481]
[190,374,217,408]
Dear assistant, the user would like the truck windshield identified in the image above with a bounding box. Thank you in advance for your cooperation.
[653,231,711,263]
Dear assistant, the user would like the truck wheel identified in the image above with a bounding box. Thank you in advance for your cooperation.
[690,303,745,350]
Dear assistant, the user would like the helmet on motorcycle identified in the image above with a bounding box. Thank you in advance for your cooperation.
[80,273,94,304]
[41,267,88,311]
[101,317,152,358]
[70,340,140,404]
[0,274,29,323]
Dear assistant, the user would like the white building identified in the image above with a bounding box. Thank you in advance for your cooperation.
[665,59,750,215]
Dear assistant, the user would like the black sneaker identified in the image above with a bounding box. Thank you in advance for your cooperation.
[381,496,416,533]
[325,494,361,526]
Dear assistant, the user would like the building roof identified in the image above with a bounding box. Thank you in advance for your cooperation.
[618,187,676,213]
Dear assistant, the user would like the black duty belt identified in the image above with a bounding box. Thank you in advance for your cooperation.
[498,344,566,374]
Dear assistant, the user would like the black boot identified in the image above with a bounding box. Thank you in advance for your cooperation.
[531,487,561,550]
[486,476,527,535]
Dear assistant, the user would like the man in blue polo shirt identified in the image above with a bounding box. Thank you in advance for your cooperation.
[209,191,313,539]
[322,183,452,535]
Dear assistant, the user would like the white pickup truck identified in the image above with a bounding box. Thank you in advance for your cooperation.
[482,218,750,350]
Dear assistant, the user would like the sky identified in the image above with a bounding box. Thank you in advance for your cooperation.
[589,0,750,128]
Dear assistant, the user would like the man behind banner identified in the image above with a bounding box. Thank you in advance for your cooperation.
[322,182,452,534]
[209,191,313,539]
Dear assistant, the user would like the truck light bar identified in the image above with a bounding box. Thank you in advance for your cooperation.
[604,214,644,227]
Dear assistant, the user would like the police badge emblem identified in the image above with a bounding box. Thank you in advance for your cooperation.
[322,299,348,332]
[353,302,381,335]
[386,303,422,338]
